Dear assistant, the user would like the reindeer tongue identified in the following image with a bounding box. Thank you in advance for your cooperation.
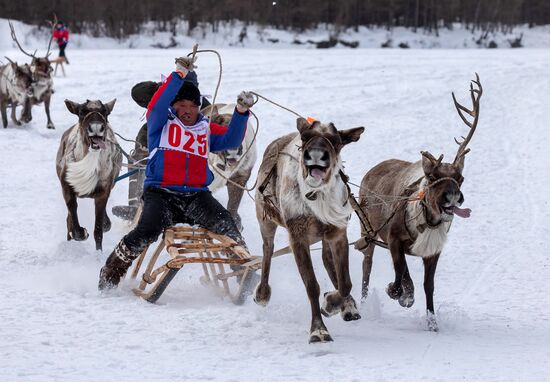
[91,137,106,149]
[310,168,326,181]
[453,206,471,218]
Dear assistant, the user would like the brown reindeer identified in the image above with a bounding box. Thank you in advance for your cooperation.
[56,99,122,251]
[254,118,365,343]
[203,103,257,230]
[0,60,33,128]
[8,20,56,129]
[357,74,482,332]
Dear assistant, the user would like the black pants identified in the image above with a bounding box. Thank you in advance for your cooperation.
[123,187,245,253]
[59,43,67,58]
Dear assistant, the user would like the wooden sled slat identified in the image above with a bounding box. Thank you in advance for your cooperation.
[131,225,260,305]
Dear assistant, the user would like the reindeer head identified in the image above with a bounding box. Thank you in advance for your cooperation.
[297,118,364,188]
[30,57,53,80]
[419,74,482,223]
[65,99,116,152]
[9,18,55,81]
[4,60,34,103]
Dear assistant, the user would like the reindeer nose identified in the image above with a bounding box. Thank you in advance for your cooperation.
[304,148,328,165]
[445,190,463,205]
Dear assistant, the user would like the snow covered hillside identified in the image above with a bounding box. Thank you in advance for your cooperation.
[0,47,549,381]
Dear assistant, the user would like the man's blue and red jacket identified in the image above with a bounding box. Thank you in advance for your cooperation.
[144,72,249,193]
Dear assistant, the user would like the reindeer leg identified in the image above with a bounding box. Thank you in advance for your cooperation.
[1,100,8,128]
[287,220,332,343]
[94,194,109,251]
[62,183,88,241]
[398,263,415,308]
[20,98,32,123]
[361,242,375,302]
[322,228,361,322]
[227,170,250,231]
[321,238,338,288]
[386,240,407,301]
[44,94,54,129]
[423,253,440,331]
[253,218,277,306]
[10,103,21,126]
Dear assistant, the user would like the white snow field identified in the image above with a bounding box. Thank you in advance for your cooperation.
[0,47,549,381]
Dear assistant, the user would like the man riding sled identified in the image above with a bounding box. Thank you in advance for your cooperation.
[99,56,255,290]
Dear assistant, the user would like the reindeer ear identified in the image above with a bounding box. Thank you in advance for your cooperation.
[211,105,219,116]
[104,99,116,115]
[65,99,81,115]
[339,127,365,146]
[296,117,311,133]
[421,151,443,176]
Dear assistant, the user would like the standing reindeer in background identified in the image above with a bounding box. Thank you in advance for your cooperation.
[0,59,33,128]
[56,99,122,251]
[203,103,257,231]
[8,20,56,129]
[254,118,364,343]
[356,74,482,332]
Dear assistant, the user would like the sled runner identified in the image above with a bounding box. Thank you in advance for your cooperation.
[130,225,262,305]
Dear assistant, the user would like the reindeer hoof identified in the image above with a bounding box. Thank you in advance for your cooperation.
[341,296,361,321]
[386,282,402,300]
[398,292,415,308]
[47,123,55,130]
[309,328,333,343]
[253,283,271,307]
[427,312,439,332]
[69,228,89,241]
[321,291,342,318]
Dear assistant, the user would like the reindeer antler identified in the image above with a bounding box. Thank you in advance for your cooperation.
[421,151,444,167]
[452,73,482,166]
[45,14,59,58]
[8,20,37,59]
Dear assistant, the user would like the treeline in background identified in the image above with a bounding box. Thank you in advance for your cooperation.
[2,0,550,38]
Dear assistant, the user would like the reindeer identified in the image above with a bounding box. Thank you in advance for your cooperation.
[254,118,365,343]
[56,99,122,251]
[8,20,56,129]
[357,74,482,332]
[203,103,257,230]
[0,60,33,128]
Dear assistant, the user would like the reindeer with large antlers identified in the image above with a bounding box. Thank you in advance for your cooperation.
[356,74,482,332]
[8,19,56,129]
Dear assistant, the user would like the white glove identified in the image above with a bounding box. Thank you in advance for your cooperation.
[174,57,196,78]
[236,91,255,112]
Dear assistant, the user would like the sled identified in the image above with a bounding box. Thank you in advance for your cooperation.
[130,225,263,305]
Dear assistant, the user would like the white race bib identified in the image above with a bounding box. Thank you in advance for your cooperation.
[158,116,209,158]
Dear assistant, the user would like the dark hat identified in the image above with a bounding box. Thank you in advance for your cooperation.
[131,71,201,109]
[171,82,201,106]
[131,81,160,108]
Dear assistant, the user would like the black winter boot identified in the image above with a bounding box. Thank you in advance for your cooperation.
[98,241,138,291]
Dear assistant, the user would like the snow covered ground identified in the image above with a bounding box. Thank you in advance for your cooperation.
[1,47,549,381]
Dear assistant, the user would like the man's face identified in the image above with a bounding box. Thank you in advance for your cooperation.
[56,23,63,29]
[173,99,199,126]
